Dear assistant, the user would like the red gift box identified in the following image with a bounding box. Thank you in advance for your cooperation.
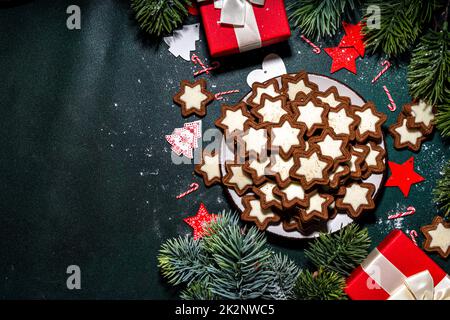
[345,230,450,300]
[198,0,291,57]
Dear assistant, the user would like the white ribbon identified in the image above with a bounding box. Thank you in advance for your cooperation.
[388,271,450,300]
[361,248,450,300]
[199,0,265,26]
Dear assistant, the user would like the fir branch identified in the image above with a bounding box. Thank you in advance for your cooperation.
[288,0,360,40]
[158,235,210,286]
[131,0,191,36]
[433,160,450,217]
[293,268,347,300]
[362,0,425,57]
[305,224,371,276]
[436,102,450,138]
[203,219,273,299]
[262,253,300,300]
[407,23,450,105]
[180,282,217,300]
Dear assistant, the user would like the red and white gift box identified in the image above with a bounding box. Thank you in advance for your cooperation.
[197,0,291,57]
[345,230,450,300]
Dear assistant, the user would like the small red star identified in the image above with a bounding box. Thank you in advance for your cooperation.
[339,21,366,57]
[385,157,425,197]
[324,46,360,74]
[183,203,217,240]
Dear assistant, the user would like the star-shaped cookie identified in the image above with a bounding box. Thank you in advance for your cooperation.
[194,151,221,186]
[267,154,295,188]
[298,190,333,223]
[291,97,329,136]
[243,156,270,186]
[280,72,318,101]
[253,181,283,210]
[290,148,333,189]
[421,216,450,259]
[239,121,269,157]
[173,79,215,117]
[273,182,309,209]
[336,182,375,218]
[403,100,435,135]
[251,94,291,124]
[215,102,253,138]
[223,163,253,196]
[389,113,426,152]
[309,129,350,164]
[353,102,387,142]
[314,86,350,109]
[270,116,306,159]
[241,195,280,230]
[246,79,281,108]
[327,104,359,140]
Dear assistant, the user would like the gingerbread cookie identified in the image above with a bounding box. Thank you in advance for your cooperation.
[298,190,333,223]
[215,102,253,138]
[280,71,319,101]
[246,79,281,108]
[251,94,291,124]
[353,102,387,142]
[314,86,350,109]
[273,181,309,209]
[173,79,215,117]
[223,163,253,196]
[309,129,351,165]
[403,100,435,135]
[389,113,426,152]
[291,97,329,136]
[270,116,306,160]
[241,195,281,230]
[243,156,270,186]
[327,104,359,140]
[291,148,333,189]
[266,154,295,188]
[194,151,221,187]
[336,182,375,218]
[421,216,450,259]
[239,121,269,157]
[253,181,283,210]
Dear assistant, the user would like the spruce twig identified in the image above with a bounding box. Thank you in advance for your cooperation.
[433,160,450,217]
[293,268,347,300]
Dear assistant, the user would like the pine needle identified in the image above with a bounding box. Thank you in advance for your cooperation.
[433,160,450,217]
[294,268,347,300]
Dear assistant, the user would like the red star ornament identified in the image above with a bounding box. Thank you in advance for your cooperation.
[324,46,360,74]
[183,203,217,240]
[385,157,425,197]
[339,21,366,57]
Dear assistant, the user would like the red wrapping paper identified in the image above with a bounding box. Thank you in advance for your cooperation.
[198,0,291,57]
[345,230,448,300]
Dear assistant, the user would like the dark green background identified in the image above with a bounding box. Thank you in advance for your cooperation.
[0,0,448,299]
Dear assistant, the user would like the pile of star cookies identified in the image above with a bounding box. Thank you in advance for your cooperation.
[195,71,388,233]
[389,100,435,152]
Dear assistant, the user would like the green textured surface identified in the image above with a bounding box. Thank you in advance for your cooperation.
[0,0,448,299]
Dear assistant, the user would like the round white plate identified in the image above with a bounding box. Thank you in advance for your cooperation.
[220,73,386,239]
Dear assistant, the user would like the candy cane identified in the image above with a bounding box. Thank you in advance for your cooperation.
[176,182,200,199]
[215,89,240,100]
[372,60,391,83]
[191,54,220,76]
[409,230,419,246]
[383,85,397,111]
[388,206,416,220]
[300,34,321,54]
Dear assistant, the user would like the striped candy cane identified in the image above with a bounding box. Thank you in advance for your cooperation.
[300,34,321,54]
[388,206,416,220]
[176,182,200,199]
[215,90,240,100]
[409,230,419,246]
[191,54,220,76]
[372,60,391,83]
[383,85,397,112]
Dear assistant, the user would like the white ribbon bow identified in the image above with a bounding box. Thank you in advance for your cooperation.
[198,0,265,26]
[388,270,450,300]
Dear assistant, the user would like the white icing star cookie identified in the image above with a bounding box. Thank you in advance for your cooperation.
[274,182,309,208]
[252,94,291,124]
[173,79,215,117]
[389,114,425,152]
[247,79,281,107]
[195,152,221,186]
[267,154,295,188]
[223,164,253,196]
[270,117,305,159]
[298,190,333,222]
[354,102,387,142]
[309,129,350,164]
[281,72,318,101]
[215,102,253,137]
[404,100,435,135]
[291,97,329,136]
[315,86,350,109]
[253,181,283,210]
[243,156,270,185]
[421,216,450,258]
[241,196,280,230]
[327,105,359,139]
[291,149,333,189]
[336,182,375,218]
[240,122,269,156]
